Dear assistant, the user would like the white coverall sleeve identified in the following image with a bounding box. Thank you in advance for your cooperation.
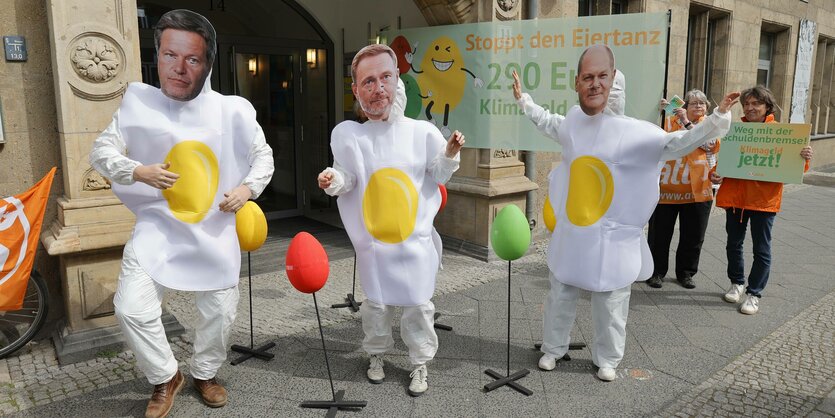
[89,110,141,185]
[322,163,356,197]
[241,125,275,199]
[661,109,732,161]
[428,151,460,185]
[517,93,566,144]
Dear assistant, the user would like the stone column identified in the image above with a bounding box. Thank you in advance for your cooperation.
[41,0,182,364]
[424,0,538,260]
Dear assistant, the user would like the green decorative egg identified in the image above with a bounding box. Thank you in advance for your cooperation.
[490,204,531,261]
[401,73,422,119]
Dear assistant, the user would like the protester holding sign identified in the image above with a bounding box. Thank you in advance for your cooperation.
[710,86,813,315]
[647,90,721,289]
[514,44,739,382]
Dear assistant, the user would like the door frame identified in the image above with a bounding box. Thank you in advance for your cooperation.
[225,43,305,219]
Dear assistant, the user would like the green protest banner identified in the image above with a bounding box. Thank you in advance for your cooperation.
[716,123,811,184]
[384,12,669,151]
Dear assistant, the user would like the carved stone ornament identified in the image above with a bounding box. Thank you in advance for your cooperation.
[70,36,121,83]
[495,0,521,18]
[493,149,517,158]
[82,168,111,191]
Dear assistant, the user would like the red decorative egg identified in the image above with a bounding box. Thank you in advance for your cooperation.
[438,184,448,212]
[285,232,329,293]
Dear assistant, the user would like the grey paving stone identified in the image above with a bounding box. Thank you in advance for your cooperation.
[410,387,480,417]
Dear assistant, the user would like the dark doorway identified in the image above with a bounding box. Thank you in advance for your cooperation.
[136,0,335,220]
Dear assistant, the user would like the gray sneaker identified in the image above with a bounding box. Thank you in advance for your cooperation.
[739,294,760,315]
[367,354,385,384]
[408,364,428,397]
[723,284,745,303]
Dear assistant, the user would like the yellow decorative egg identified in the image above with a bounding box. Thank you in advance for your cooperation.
[565,156,613,227]
[542,196,556,232]
[161,140,219,224]
[362,168,418,244]
[236,201,268,251]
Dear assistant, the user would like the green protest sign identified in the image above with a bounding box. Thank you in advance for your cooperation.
[716,123,811,184]
[385,12,669,151]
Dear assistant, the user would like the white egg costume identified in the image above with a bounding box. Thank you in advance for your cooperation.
[111,83,255,291]
[519,87,731,369]
[90,48,273,384]
[328,86,456,306]
[324,79,459,365]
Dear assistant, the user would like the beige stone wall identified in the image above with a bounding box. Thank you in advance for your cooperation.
[0,0,64,322]
[641,0,835,122]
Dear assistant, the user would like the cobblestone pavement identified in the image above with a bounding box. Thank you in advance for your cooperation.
[658,290,835,417]
[1,184,834,417]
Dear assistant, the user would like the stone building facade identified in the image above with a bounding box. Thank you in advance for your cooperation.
[0,0,833,363]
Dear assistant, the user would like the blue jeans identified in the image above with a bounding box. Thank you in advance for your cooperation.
[725,208,776,297]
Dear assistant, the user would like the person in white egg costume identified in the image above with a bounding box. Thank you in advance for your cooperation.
[89,10,273,417]
[514,45,739,382]
[317,44,464,397]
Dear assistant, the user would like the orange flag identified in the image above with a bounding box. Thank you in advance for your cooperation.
[0,168,56,310]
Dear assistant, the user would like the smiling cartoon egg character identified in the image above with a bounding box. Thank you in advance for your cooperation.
[416,36,481,136]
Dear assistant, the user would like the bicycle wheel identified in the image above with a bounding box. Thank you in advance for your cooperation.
[0,271,49,359]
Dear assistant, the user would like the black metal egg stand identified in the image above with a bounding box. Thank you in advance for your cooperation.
[231,252,276,365]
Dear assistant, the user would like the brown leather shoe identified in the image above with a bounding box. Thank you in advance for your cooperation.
[145,370,184,418]
[193,377,228,408]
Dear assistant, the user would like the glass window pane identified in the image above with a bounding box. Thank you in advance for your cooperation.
[579,0,591,16]
[759,33,773,60]
[757,69,769,87]
[236,53,298,213]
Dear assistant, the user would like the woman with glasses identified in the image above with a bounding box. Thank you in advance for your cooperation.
[711,86,813,315]
[647,90,720,289]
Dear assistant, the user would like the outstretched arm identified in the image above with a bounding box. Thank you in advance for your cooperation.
[513,70,565,143]
[661,92,739,161]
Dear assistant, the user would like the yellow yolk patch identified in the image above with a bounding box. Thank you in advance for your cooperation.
[542,195,556,232]
[162,140,219,224]
[362,168,418,244]
[566,156,613,226]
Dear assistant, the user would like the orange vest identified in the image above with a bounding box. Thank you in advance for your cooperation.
[714,114,809,213]
[659,116,719,204]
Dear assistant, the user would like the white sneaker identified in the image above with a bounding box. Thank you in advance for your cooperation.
[723,284,745,303]
[408,364,428,397]
[538,353,558,371]
[739,294,760,315]
[597,367,617,382]
[366,354,385,384]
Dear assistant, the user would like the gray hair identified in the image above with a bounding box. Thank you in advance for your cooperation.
[154,9,217,66]
[683,89,710,109]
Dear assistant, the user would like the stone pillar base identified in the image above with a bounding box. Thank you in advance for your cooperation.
[52,312,185,365]
[437,173,538,261]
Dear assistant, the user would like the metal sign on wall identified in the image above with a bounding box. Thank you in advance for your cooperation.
[3,36,27,61]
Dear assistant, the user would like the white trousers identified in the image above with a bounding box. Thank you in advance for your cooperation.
[541,273,631,369]
[360,299,438,365]
[113,240,239,385]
